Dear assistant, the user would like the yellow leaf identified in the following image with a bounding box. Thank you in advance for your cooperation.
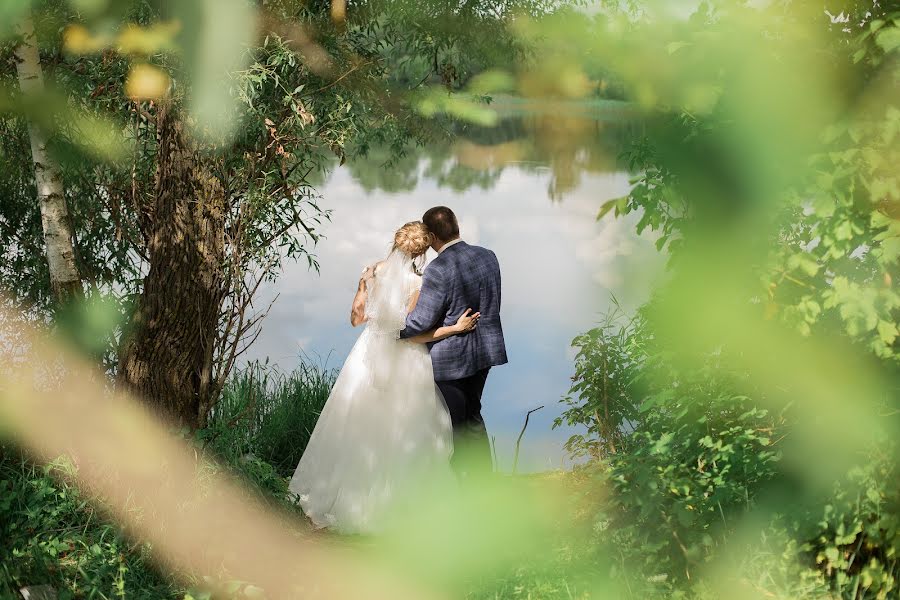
[125,64,171,101]
[63,24,109,54]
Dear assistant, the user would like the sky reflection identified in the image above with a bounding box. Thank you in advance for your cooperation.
[245,164,663,472]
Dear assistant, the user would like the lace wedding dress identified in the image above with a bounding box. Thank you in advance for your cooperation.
[288,250,455,534]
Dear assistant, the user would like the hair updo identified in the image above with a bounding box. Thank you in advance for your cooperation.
[393,221,432,258]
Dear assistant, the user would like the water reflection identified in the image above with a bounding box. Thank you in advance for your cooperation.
[246,164,663,471]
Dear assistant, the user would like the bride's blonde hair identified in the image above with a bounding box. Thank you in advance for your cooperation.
[393,221,432,258]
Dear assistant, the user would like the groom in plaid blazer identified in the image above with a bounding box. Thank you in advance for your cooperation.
[400,206,508,476]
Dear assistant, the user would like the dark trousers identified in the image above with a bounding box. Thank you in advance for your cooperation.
[436,367,493,477]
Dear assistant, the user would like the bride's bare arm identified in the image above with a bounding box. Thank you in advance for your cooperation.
[409,308,480,343]
[350,265,376,327]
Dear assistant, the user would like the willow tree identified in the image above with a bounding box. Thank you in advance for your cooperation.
[115,100,230,427]
[0,0,558,427]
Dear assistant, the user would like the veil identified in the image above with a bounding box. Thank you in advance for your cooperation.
[361,249,421,390]
[364,249,420,339]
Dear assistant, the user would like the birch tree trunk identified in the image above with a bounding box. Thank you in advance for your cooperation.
[14,12,82,304]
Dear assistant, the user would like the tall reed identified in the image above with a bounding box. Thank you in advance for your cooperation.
[206,357,337,477]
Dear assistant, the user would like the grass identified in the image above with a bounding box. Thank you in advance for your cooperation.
[0,450,182,600]
[203,357,337,477]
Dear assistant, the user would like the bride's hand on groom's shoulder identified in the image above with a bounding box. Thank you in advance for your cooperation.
[454,308,480,334]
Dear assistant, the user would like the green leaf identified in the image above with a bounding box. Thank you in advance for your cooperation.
[876,27,900,53]
[467,70,516,95]
[787,252,820,277]
[654,235,668,251]
[834,219,853,241]
[667,41,692,54]
[652,432,674,454]
[866,487,882,504]
[877,320,897,345]
[0,0,30,40]
[597,198,620,221]
[812,195,836,218]
[879,236,900,264]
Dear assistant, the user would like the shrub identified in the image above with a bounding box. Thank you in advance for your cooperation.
[554,302,643,460]
[796,449,899,599]
[560,308,898,598]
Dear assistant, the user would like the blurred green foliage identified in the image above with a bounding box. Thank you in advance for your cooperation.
[2,0,900,598]
[0,360,329,599]
[554,2,900,598]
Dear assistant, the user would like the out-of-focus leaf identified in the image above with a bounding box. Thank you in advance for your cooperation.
[66,111,133,162]
[467,70,516,95]
[876,27,900,53]
[125,63,171,100]
[0,86,131,162]
[70,0,110,18]
[56,295,124,359]
[175,0,258,142]
[116,21,181,55]
[63,24,111,53]
[415,87,498,127]
[0,0,30,40]
[667,41,691,54]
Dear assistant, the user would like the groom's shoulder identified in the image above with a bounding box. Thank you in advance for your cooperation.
[467,243,499,264]
[452,241,492,256]
[458,244,500,278]
[430,242,498,269]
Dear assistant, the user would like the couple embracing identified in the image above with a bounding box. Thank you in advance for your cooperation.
[289,206,508,534]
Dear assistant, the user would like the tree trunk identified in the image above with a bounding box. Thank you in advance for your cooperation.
[14,12,82,305]
[118,101,226,429]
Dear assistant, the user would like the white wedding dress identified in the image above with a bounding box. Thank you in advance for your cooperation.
[288,250,455,534]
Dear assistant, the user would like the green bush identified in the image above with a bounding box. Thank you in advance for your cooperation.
[795,451,899,598]
[554,302,643,460]
[560,309,899,599]
[559,312,784,592]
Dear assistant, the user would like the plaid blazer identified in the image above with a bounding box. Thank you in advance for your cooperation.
[400,241,508,381]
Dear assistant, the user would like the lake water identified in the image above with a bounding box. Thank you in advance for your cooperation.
[245,164,663,472]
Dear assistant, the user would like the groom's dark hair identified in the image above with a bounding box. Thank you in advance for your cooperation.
[422,206,459,242]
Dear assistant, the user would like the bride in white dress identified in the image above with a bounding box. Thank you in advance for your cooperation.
[288,221,479,534]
